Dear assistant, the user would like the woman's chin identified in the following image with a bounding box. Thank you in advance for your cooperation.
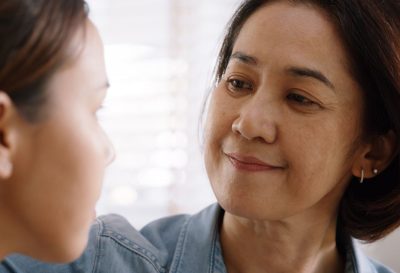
[218,196,263,220]
[218,195,292,222]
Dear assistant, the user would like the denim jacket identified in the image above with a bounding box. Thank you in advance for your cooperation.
[0,204,395,273]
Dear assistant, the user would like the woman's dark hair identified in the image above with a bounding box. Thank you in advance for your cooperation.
[214,0,400,242]
[0,0,88,122]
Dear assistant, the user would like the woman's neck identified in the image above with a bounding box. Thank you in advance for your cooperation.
[0,207,29,261]
[220,211,344,273]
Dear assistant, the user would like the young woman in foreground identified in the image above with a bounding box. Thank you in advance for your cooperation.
[1,0,399,272]
[0,0,113,263]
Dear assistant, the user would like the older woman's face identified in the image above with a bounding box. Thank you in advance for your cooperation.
[204,1,365,221]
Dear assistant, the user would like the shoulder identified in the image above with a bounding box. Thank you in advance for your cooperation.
[0,204,221,273]
[96,212,191,271]
[0,213,191,273]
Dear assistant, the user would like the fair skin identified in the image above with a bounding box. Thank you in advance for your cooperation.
[204,2,395,273]
[0,20,114,262]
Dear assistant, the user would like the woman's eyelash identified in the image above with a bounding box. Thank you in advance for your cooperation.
[286,93,321,108]
[287,93,312,103]
[226,78,253,92]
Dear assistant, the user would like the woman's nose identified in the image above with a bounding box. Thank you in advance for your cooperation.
[231,98,278,143]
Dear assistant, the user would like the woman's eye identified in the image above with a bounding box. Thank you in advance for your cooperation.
[287,93,318,107]
[226,78,253,93]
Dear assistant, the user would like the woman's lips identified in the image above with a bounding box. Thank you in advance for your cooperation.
[225,153,280,172]
[92,210,97,220]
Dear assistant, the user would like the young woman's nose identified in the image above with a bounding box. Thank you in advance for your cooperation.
[231,96,278,143]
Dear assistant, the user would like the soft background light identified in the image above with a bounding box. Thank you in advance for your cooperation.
[87,0,400,271]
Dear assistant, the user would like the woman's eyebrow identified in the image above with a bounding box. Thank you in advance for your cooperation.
[230,51,258,65]
[230,52,335,92]
[285,66,335,91]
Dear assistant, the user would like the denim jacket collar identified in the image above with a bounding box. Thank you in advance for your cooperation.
[169,203,379,273]
[169,204,222,273]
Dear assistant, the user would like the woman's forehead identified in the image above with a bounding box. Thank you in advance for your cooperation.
[231,1,353,83]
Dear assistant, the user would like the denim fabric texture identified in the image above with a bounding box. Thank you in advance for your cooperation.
[0,203,395,273]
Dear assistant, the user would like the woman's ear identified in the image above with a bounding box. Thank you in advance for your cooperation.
[0,91,16,179]
[352,130,397,181]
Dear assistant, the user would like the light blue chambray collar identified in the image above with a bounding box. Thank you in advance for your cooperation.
[348,238,383,273]
[168,203,377,273]
[168,204,222,273]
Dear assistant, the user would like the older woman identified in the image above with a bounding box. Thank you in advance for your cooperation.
[0,0,113,263]
[1,0,399,272]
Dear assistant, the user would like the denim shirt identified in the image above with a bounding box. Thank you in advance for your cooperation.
[0,204,395,273]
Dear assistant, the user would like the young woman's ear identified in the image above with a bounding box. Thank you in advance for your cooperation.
[0,91,16,179]
[352,130,397,181]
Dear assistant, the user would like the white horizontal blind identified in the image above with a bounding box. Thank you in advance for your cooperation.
[87,0,240,227]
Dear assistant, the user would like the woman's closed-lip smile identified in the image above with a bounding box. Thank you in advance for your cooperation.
[225,153,281,172]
